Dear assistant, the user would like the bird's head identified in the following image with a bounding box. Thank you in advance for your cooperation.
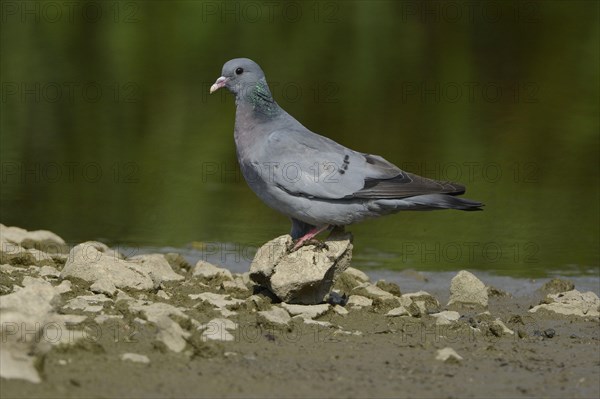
[210,58,267,98]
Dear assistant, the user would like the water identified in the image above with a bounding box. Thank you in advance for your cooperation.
[1,1,598,279]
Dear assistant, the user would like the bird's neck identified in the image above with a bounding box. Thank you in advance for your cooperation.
[236,78,281,119]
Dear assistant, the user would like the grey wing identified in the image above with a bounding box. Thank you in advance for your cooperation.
[353,155,466,198]
[263,129,465,201]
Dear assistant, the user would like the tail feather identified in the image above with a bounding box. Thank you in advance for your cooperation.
[405,194,484,211]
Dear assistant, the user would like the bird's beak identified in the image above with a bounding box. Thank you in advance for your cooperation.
[210,76,228,94]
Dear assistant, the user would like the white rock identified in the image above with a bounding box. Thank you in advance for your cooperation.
[0,264,20,274]
[352,283,395,299]
[248,235,290,278]
[403,290,437,300]
[129,254,184,284]
[115,290,135,302]
[492,318,514,335]
[250,234,353,305]
[55,280,72,294]
[198,318,238,342]
[301,318,334,328]
[280,303,330,319]
[21,276,50,287]
[189,292,243,309]
[529,290,600,317]
[121,353,150,364]
[347,295,373,308]
[64,294,112,313]
[0,350,41,383]
[219,308,237,317]
[60,243,154,291]
[71,241,124,260]
[94,314,123,324]
[431,311,461,325]
[436,347,463,362]
[344,267,370,282]
[39,266,60,278]
[333,305,349,316]
[0,224,66,250]
[258,307,291,326]
[27,266,40,273]
[221,277,249,292]
[157,290,171,300]
[90,279,118,296]
[334,329,362,336]
[128,301,190,352]
[396,296,415,308]
[447,270,488,308]
[193,261,233,280]
[386,307,409,317]
[0,283,76,383]
[403,291,441,314]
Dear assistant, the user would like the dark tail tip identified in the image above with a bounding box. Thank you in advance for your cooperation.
[455,198,484,211]
[437,195,484,211]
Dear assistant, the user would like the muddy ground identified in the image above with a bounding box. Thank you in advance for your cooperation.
[1,228,599,399]
[2,276,599,398]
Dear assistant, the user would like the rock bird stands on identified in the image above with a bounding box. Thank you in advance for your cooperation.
[210,58,483,251]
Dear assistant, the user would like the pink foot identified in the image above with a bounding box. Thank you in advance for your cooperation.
[291,225,330,251]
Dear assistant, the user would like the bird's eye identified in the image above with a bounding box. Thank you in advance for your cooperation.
[235,67,244,75]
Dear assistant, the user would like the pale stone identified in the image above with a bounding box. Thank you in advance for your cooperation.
[61,243,154,290]
[249,234,352,305]
[198,318,238,342]
[258,307,291,326]
[386,307,409,317]
[347,295,373,308]
[193,260,233,280]
[436,347,463,362]
[129,254,185,284]
[280,303,330,319]
[121,353,150,364]
[431,311,461,325]
[530,290,599,317]
[447,270,488,308]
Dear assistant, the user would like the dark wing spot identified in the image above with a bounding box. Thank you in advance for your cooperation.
[339,169,345,174]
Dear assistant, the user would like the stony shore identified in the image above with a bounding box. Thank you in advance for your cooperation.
[1,223,599,398]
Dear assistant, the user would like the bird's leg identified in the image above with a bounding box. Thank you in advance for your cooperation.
[291,224,331,252]
[327,225,345,237]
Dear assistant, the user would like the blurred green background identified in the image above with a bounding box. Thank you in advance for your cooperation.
[1,1,598,276]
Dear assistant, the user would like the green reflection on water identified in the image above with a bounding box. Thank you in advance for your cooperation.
[1,1,598,277]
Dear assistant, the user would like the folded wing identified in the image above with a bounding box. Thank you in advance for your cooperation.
[262,128,466,201]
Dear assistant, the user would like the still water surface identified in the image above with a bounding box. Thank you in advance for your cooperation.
[1,1,598,278]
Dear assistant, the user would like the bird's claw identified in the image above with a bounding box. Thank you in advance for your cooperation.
[289,238,328,253]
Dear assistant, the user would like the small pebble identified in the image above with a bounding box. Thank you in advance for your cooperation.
[543,328,556,338]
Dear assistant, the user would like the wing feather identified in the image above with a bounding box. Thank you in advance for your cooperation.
[262,128,467,201]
